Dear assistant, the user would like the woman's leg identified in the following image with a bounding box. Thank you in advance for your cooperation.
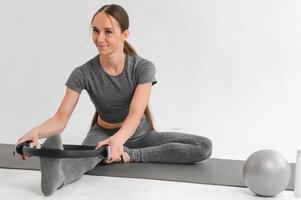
[40,125,111,196]
[40,134,64,196]
[124,130,212,163]
[61,128,112,185]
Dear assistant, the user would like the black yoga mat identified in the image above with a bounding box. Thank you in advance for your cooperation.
[0,143,295,190]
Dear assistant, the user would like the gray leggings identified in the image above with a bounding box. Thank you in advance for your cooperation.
[50,123,212,186]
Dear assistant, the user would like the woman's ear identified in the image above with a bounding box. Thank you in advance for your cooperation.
[122,29,129,41]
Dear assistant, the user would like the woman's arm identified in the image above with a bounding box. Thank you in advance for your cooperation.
[17,87,80,145]
[114,82,153,144]
[96,82,153,163]
[36,87,80,139]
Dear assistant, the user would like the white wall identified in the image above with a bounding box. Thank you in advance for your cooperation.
[1,0,301,162]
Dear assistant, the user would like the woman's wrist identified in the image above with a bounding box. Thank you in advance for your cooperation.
[112,132,128,145]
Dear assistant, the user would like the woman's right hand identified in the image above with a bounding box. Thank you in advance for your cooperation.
[16,128,40,160]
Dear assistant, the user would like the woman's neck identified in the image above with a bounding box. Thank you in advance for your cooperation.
[99,52,126,75]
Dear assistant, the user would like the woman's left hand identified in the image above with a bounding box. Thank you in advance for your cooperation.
[96,135,124,163]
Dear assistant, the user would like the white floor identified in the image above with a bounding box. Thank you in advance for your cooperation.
[0,168,297,200]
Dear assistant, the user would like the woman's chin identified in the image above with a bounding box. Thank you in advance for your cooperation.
[98,50,111,56]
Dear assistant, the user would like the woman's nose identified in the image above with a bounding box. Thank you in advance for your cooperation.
[97,32,105,43]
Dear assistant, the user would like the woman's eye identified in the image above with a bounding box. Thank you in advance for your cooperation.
[105,30,112,34]
[92,29,99,33]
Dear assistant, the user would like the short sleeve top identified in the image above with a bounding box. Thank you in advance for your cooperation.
[65,54,157,123]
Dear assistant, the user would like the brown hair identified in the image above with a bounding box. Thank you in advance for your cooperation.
[90,4,155,130]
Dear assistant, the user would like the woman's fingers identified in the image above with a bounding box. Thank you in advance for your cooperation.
[96,139,110,148]
[17,137,25,145]
[17,136,30,146]
[106,146,123,163]
[32,137,39,148]
[16,153,26,160]
[15,136,38,160]
[100,145,115,163]
[96,138,123,163]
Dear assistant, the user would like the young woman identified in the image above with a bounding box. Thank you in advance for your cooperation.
[16,4,212,196]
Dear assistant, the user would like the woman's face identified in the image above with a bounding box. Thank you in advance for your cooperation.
[91,12,128,56]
